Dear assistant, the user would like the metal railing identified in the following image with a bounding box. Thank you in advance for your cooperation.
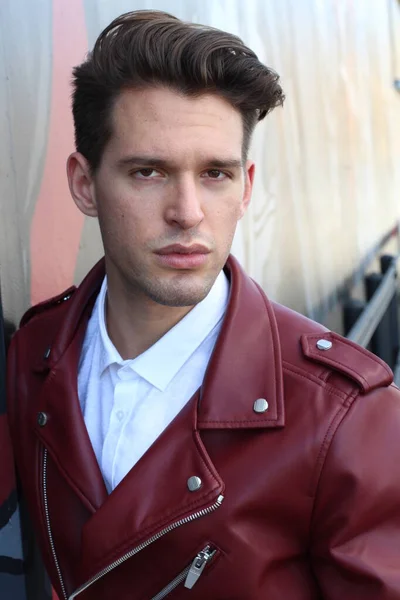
[344,254,400,384]
[346,259,398,347]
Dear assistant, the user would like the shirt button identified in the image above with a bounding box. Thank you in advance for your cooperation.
[116,410,124,421]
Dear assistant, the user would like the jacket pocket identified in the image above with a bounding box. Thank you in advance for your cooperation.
[151,545,219,600]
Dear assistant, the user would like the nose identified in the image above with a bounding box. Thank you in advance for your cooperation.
[164,175,204,230]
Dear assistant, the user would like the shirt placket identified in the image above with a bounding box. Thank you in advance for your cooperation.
[101,367,138,491]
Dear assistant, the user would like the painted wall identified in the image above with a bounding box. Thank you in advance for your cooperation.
[0,1,399,598]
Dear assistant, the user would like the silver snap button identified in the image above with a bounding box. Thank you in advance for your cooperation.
[43,347,51,360]
[37,412,48,427]
[253,398,269,413]
[316,339,332,351]
[187,476,202,492]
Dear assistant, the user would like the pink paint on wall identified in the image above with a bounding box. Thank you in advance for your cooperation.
[31,3,87,596]
[30,0,88,304]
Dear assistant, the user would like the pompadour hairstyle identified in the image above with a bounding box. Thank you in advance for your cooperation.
[72,10,284,171]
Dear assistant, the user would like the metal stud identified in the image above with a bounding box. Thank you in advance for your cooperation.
[37,412,48,427]
[43,347,51,360]
[253,398,269,414]
[187,476,202,492]
[316,339,332,351]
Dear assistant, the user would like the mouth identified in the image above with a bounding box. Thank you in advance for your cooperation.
[155,244,210,255]
[154,244,210,269]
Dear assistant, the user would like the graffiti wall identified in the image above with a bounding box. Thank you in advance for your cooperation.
[0,0,400,597]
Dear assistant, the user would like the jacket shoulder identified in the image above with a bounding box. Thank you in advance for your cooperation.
[272,302,393,394]
[19,285,77,328]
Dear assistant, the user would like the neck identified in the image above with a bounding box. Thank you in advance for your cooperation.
[104,270,194,361]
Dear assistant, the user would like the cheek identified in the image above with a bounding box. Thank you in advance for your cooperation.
[205,200,242,250]
[96,201,133,250]
[209,193,243,224]
[96,184,147,233]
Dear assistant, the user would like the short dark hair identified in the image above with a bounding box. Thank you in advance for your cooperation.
[72,10,284,172]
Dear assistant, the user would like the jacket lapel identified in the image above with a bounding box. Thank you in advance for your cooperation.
[34,259,108,512]
[35,340,108,513]
[198,255,285,429]
[77,390,224,584]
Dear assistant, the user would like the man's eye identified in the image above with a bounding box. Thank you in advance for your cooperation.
[205,170,226,180]
[133,168,159,178]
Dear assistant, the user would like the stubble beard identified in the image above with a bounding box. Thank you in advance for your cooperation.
[134,269,218,307]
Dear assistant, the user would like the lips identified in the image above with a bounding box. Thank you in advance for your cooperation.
[154,244,210,269]
[155,244,210,255]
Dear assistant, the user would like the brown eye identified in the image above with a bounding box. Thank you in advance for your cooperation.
[136,168,156,178]
[207,170,223,179]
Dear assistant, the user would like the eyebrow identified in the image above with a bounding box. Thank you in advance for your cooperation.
[116,156,243,170]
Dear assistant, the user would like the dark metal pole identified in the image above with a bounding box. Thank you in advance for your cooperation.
[343,298,366,336]
[380,255,399,368]
[365,272,394,368]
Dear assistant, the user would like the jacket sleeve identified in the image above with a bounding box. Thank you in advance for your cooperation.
[311,383,400,599]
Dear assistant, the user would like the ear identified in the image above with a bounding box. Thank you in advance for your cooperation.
[67,152,98,217]
[239,161,255,219]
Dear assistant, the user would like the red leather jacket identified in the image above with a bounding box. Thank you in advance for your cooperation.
[7,256,400,599]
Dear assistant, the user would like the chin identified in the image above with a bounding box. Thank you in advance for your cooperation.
[150,290,210,308]
[145,276,215,307]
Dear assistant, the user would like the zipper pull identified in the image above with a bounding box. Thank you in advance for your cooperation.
[184,546,216,590]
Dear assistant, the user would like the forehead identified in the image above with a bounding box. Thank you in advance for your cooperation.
[107,86,244,159]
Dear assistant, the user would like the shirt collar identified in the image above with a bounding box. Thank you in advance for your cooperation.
[97,271,229,391]
[97,276,122,374]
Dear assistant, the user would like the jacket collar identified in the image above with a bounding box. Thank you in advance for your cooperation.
[38,254,285,430]
[198,255,284,429]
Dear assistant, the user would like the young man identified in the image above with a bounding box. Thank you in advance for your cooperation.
[7,10,400,600]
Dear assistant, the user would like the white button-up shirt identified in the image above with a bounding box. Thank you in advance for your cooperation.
[78,270,229,492]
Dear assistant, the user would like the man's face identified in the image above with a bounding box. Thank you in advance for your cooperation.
[84,86,254,307]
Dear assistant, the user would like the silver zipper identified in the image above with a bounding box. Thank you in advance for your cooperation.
[68,494,224,600]
[43,449,68,600]
[151,545,216,600]
[184,545,216,589]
